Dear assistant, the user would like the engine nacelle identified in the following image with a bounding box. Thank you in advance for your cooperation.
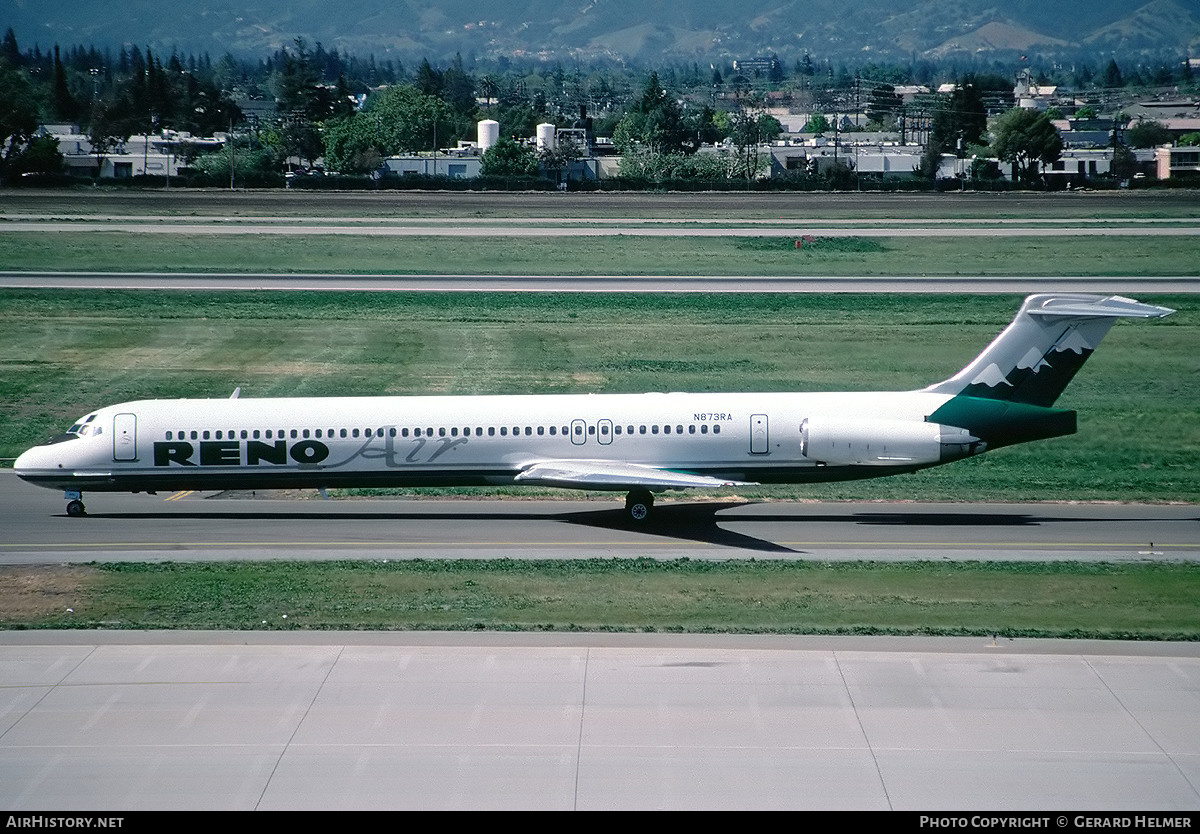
[800,418,982,467]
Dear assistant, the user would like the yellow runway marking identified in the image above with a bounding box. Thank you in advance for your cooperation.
[164,491,194,502]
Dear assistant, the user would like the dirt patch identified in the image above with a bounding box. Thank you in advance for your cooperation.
[0,565,100,622]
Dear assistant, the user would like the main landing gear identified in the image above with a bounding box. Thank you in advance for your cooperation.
[625,489,654,523]
[64,490,85,517]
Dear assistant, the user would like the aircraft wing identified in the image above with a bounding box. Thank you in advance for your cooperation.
[513,459,755,490]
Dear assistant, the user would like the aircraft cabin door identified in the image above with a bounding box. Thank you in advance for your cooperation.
[113,413,137,461]
[597,419,613,445]
[750,414,769,455]
[570,418,587,446]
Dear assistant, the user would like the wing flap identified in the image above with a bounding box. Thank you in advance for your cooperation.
[514,459,754,490]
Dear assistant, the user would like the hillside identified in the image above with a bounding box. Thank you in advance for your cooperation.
[3,0,1197,64]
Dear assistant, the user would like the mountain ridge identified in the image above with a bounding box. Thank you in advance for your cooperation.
[3,0,1196,65]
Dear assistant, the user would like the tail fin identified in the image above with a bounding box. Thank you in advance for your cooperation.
[923,294,1174,407]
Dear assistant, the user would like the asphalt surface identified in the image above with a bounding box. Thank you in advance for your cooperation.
[2,271,1197,293]
[3,472,1197,564]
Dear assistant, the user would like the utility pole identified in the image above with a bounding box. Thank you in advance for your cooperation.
[229,114,235,191]
[854,74,860,129]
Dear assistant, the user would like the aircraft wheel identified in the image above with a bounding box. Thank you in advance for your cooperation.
[66,499,86,517]
[625,490,654,523]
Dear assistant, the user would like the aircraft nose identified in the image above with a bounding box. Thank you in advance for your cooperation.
[13,445,54,480]
[13,447,38,478]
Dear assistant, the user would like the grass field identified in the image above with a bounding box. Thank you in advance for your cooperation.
[2,290,1194,502]
[3,559,1197,638]
[1,231,1198,276]
[4,188,1200,220]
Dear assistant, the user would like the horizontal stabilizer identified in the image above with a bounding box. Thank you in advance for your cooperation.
[1025,295,1175,319]
[514,459,754,491]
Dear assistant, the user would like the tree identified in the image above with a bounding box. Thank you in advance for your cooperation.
[866,82,902,127]
[613,72,691,154]
[538,133,582,183]
[1126,120,1173,148]
[991,108,1063,184]
[52,45,77,122]
[803,113,830,134]
[1102,59,1124,89]
[86,103,130,177]
[480,136,539,177]
[2,28,19,66]
[1111,145,1138,181]
[0,59,41,180]
[322,114,384,173]
[928,79,987,157]
[366,84,453,153]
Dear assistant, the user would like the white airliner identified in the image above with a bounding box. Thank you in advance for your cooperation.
[14,293,1173,521]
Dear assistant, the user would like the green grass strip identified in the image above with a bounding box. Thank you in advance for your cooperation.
[1,231,1198,275]
[4,559,1198,638]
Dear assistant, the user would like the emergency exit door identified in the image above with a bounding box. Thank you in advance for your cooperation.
[750,414,769,454]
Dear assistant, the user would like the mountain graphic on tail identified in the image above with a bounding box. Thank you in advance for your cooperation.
[924,294,1174,408]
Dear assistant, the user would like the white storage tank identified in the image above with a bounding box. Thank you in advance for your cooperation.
[477,119,499,153]
[536,123,557,152]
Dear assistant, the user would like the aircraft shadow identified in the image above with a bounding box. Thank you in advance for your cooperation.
[558,502,800,553]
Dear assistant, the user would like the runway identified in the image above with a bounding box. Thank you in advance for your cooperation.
[2,472,1197,564]
[2,271,1197,294]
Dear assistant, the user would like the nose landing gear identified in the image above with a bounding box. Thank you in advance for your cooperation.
[64,490,85,517]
